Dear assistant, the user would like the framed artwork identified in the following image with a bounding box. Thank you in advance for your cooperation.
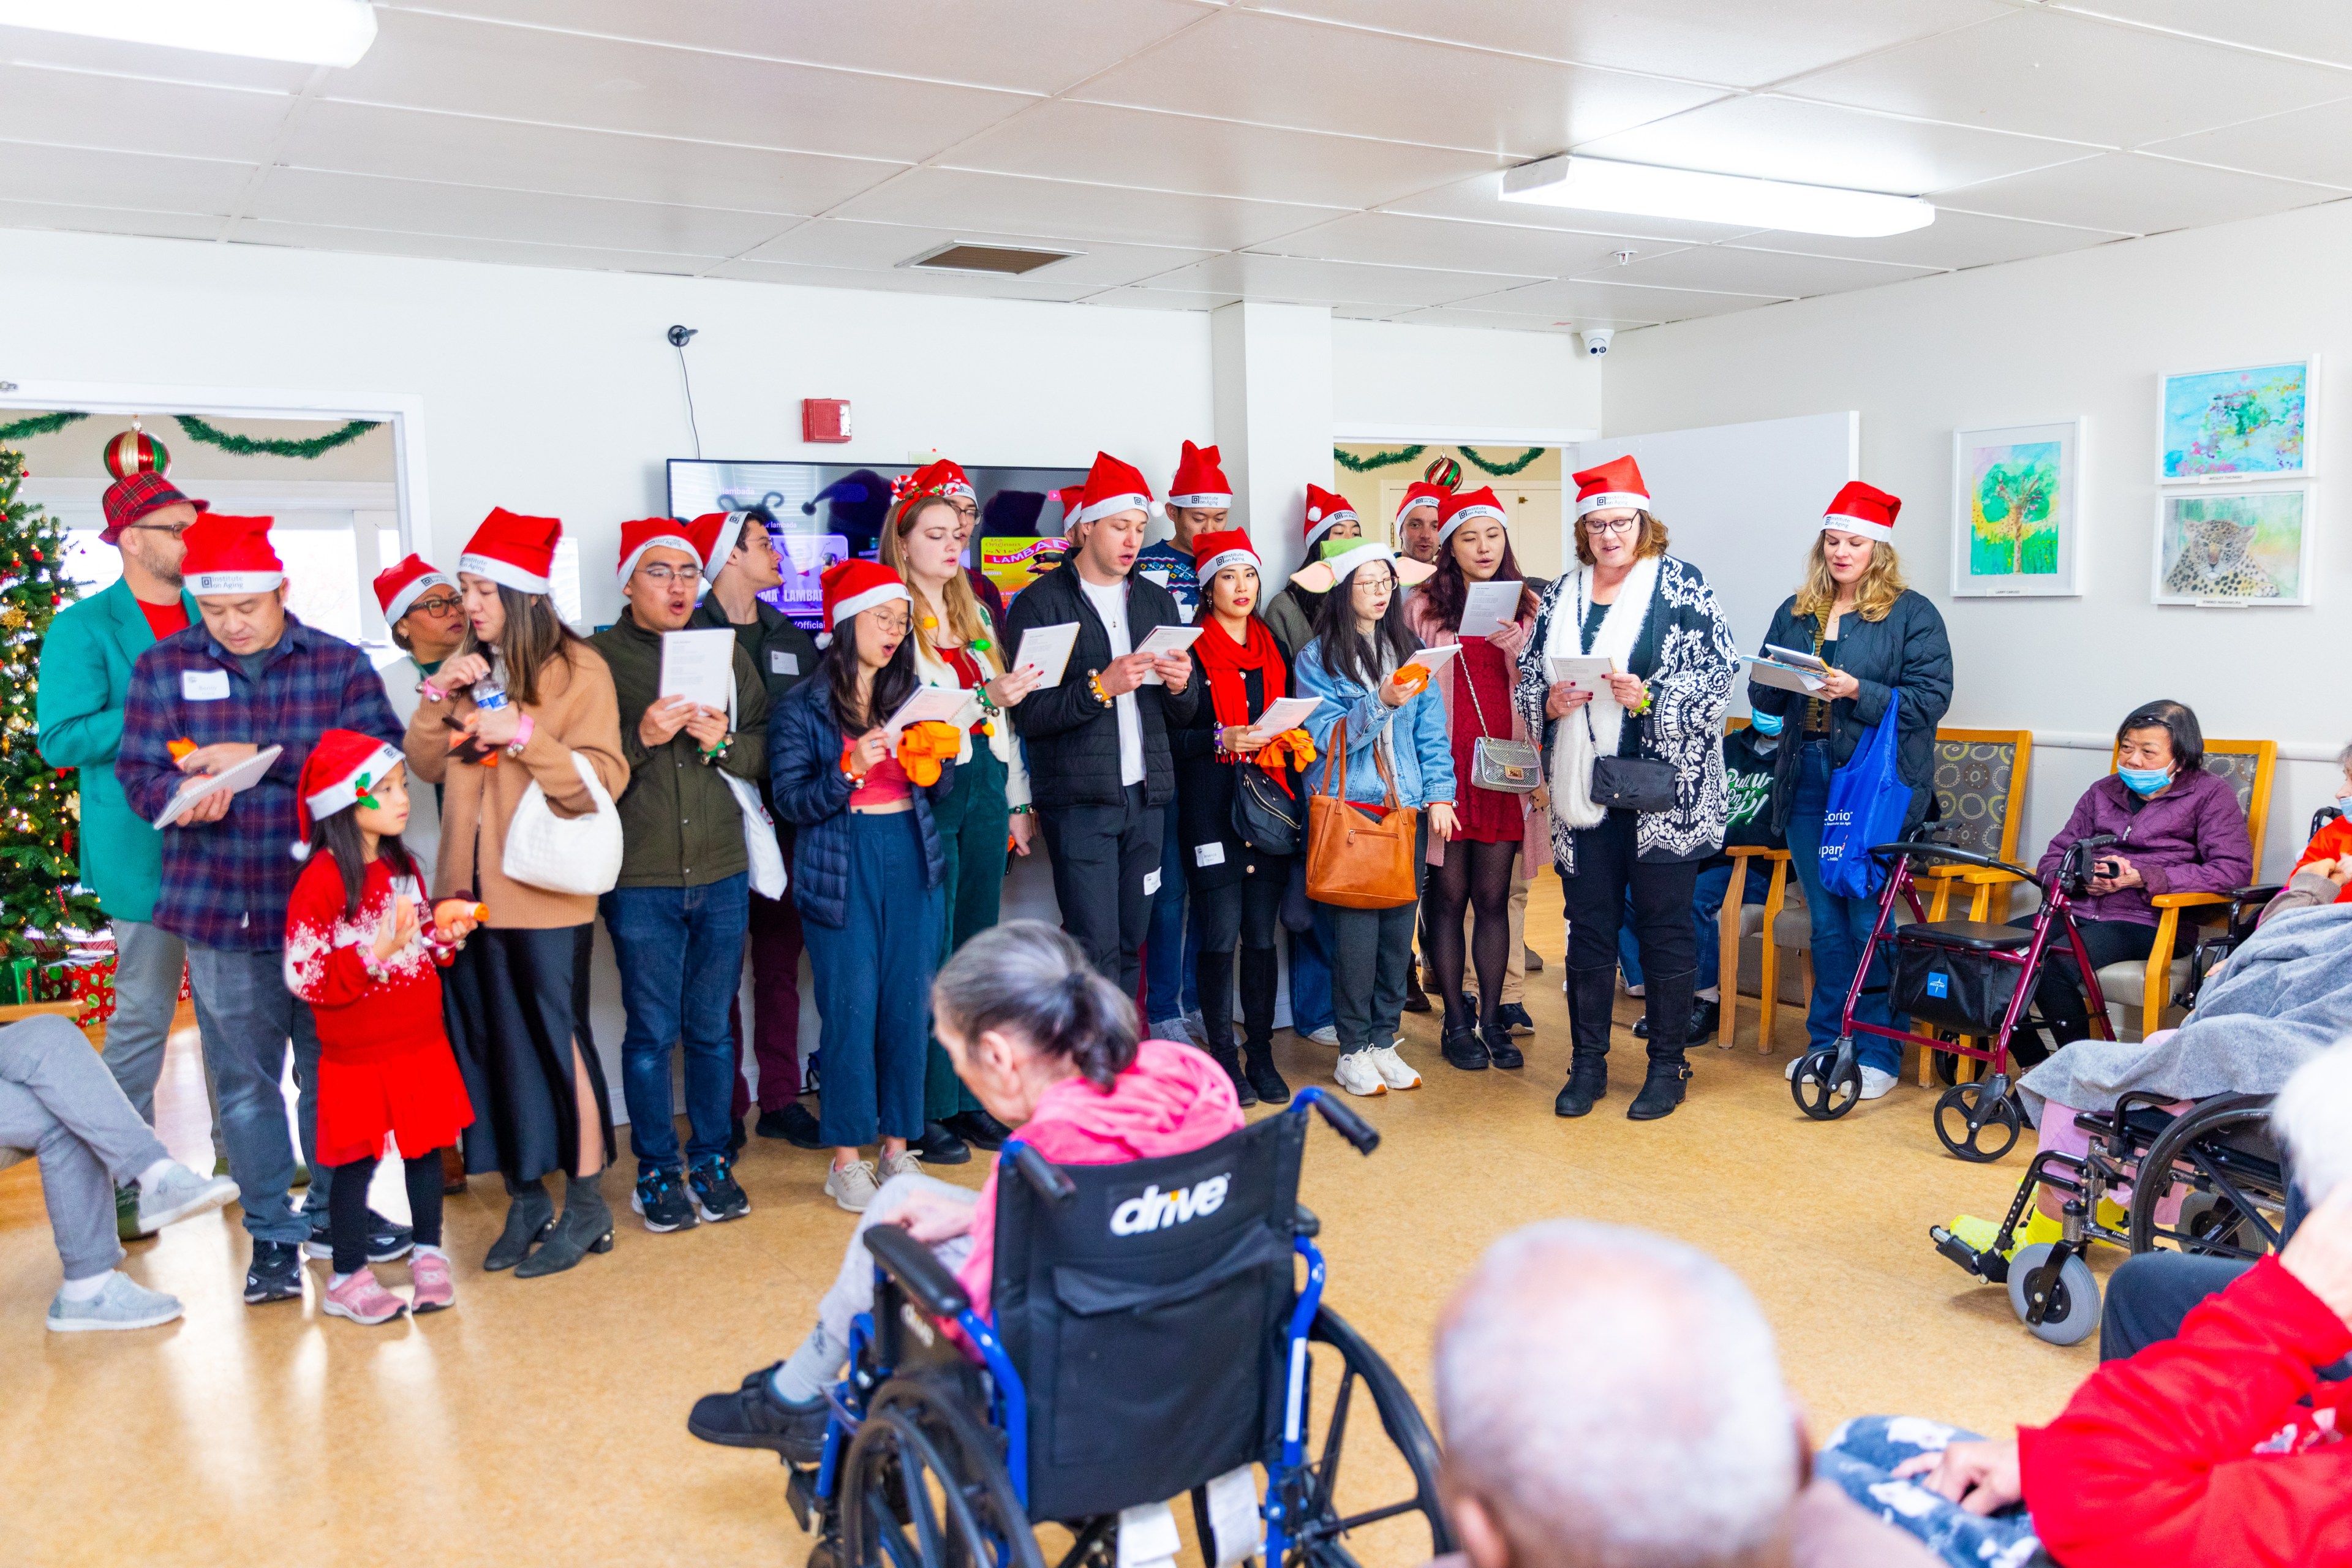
[1951,419,2081,597]
[2158,358,2313,482]
[2152,487,2312,606]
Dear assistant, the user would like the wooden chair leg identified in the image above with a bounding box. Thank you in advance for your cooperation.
[2138,908,2180,1042]
[1716,861,1744,1049]
[1757,860,1790,1054]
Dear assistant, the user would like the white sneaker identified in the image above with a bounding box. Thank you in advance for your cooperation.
[1858,1066,1899,1101]
[1304,1025,1339,1047]
[1182,1009,1210,1045]
[1369,1044,1422,1090]
[825,1160,881,1213]
[47,1272,183,1333]
[878,1148,923,1183]
[136,1163,239,1232]
[1148,1017,1191,1044]
[1333,1050,1388,1097]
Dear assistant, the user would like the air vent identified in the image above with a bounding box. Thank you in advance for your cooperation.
[901,241,1078,276]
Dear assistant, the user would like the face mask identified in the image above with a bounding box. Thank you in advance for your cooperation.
[2338,793,2352,816]
[1749,710,1784,736]
[2117,766,2171,796]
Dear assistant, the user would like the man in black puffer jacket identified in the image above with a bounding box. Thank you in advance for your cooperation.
[1005,453,1199,990]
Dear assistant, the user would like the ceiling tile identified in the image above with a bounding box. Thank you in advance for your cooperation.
[1730,208,2128,268]
[1381,171,1768,243]
[242,167,793,255]
[1389,306,1639,333]
[1453,276,1787,322]
[0,23,320,90]
[2045,1,2352,72]
[940,100,1506,209]
[374,0,1212,95]
[2139,97,2352,189]
[0,141,252,214]
[1069,9,1725,157]
[325,7,1035,163]
[0,198,224,242]
[1142,251,1543,307]
[1937,150,2346,233]
[1572,94,2098,195]
[831,167,1342,250]
[1084,287,1241,312]
[0,64,293,163]
[1251,211,1688,276]
[1597,245,1941,296]
[1250,0,2011,91]
[700,257,1099,301]
[222,221,720,276]
[1779,6,2352,148]
[740,219,1214,288]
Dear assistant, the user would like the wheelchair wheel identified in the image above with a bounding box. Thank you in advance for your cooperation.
[840,1377,1045,1568]
[1933,1083,2021,1163]
[1273,1305,1455,1568]
[2006,1243,2099,1346]
[2127,1093,2288,1261]
[1789,1047,1860,1121]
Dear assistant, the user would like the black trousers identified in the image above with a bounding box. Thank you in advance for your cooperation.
[329,1150,443,1275]
[1322,820,1430,1056]
[1194,872,1284,1053]
[1040,783,1163,995]
[1560,811,1700,1058]
[2008,916,2188,1064]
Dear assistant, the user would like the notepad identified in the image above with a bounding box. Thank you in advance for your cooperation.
[880,685,978,736]
[658,628,736,711]
[1395,644,1462,683]
[1545,655,1616,691]
[1763,643,1831,673]
[1134,623,1204,684]
[1011,622,1080,687]
[1455,579,1525,641]
[1742,654,1826,695]
[152,744,283,829]
[1250,696,1323,736]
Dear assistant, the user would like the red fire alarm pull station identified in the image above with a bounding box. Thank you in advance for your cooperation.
[802,399,851,443]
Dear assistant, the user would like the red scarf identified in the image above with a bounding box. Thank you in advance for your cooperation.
[1193,611,1286,745]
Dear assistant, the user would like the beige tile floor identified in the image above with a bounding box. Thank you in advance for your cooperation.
[0,879,2101,1568]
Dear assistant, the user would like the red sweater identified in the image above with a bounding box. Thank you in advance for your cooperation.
[2292,815,2352,904]
[282,851,453,1065]
[2019,1256,2351,1567]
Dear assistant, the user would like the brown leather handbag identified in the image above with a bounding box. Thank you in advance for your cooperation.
[1305,718,1422,910]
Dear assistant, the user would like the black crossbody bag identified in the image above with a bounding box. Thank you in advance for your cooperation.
[1581,571,1677,812]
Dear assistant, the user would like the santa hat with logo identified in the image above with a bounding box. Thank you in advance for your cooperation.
[1167,441,1232,510]
[1437,486,1507,545]
[1068,452,1155,528]
[1393,481,1448,527]
[459,508,562,594]
[1300,484,1360,555]
[1822,480,1901,542]
[1571,455,1651,518]
[1191,529,1259,587]
[290,728,405,862]
[615,516,703,586]
[181,514,284,597]
[819,559,910,648]
[373,554,454,627]
[685,511,751,581]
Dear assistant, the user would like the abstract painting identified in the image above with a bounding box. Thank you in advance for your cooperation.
[1950,419,2080,597]
[2159,360,2312,481]
[2152,488,2311,606]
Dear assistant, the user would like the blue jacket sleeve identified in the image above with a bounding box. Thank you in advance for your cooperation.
[1295,642,1387,757]
[1410,686,1455,804]
[767,696,855,827]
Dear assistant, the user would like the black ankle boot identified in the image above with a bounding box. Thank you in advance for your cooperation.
[514,1168,615,1278]
[1209,1041,1256,1108]
[1237,949,1289,1104]
[1627,1058,1692,1121]
[484,1175,554,1272]
[1242,1043,1291,1104]
[1554,1050,1608,1117]
[1480,1020,1524,1069]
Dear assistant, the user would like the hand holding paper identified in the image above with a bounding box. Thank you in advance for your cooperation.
[153,744,284,829]
[1011,622,1079,687]
[658,628,736,712]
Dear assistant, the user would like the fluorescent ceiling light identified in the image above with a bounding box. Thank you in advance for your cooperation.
[0,0,378,67]
[1502,155,1933,239]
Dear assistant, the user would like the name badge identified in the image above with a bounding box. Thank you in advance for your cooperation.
[1194,842,1225,869]
[771,650,799,676]
[181,669,230,701]
[1144,869,1162,896]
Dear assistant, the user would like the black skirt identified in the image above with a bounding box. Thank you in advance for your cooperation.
[442,924,616,1183]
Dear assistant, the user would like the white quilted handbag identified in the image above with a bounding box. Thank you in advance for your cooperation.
[501,750,624,896]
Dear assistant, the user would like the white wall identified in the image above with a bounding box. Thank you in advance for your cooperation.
[1332,318,1600,439]
[1604,201,2352,878]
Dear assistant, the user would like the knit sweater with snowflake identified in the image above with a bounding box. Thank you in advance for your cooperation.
[282,850,451,1065]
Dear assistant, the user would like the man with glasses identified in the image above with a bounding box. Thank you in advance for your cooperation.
[37,470,206,1242]
[371,554,464,867]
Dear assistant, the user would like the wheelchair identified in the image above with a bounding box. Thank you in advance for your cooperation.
[1929,1090,2290,1344]
[1791,834,2124,1162]
[2174,804,2345,1014]
[785,1089,1455,1568]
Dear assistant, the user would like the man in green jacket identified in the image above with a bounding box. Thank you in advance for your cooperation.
[35,472,206,1236]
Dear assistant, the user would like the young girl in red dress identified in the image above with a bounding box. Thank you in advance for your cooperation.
[283,730,480,1325]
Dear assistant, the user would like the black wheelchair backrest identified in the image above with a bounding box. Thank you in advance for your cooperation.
[989,1108,1307,1523]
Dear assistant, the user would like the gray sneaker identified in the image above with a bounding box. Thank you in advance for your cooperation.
[825,1159,881,1213]
[878,1148,924,1184]
[137,1163,241,1232]
[47,1272,184,1333]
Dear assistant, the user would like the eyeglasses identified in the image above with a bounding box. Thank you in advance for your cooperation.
[635,564,695,584]
[1585,517,1642,537]
[123,521,193,540]
[407,595,462,617]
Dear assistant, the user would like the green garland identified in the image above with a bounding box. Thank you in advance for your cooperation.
[1333,443,1426,472]
[173,414,380,459]
[1459,445,1547,478]
[0,411,90,442]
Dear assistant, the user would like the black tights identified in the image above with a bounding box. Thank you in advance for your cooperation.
[1426,838,1518,1030]
[330,1149,445,1275]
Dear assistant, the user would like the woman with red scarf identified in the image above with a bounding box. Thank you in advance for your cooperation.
[1172,531,1304,1107]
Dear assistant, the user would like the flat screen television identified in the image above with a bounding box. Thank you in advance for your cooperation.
[667,458,1088,628]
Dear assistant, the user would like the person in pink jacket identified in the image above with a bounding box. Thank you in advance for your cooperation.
[685,919,1244,1461]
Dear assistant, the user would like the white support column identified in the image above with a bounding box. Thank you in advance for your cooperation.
[1211,301,1332,583]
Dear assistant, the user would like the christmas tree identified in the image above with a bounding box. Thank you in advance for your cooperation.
[0,442,103,957]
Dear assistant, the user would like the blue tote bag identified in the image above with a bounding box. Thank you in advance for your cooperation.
[1817,688,1911,899]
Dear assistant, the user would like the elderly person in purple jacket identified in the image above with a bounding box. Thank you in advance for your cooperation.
[2010,699,2252,1063]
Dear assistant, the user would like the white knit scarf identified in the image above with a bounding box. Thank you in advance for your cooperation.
[1544,554,1661,829]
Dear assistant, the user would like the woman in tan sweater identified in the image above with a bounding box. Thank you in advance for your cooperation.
[404,509,628,1278]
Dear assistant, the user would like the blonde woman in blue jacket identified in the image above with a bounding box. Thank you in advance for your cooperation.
[1293,540,1455,1098]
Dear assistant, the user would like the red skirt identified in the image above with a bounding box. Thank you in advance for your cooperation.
[315,1042,476,1168]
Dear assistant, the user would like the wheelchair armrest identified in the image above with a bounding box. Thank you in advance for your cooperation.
[2231,883,2285,903]
[1294,1203,1321,1238]
[865,1224,970,1320]
[1292,1086,1381,1153]
[1011,1142,1077,1204]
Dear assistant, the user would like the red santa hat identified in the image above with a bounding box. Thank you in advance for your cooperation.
[1301,484,1360,554]
[1191,529,1259,587]
[1572,455,1651,518]
[894,459,975,503]
[372,553,454,627]
[686,511,747,581]
[820,559,910,646]
[614,516,703,585]
[459,508,562,594]
[181,514,284,597]
[1069,452,1155,528]
[1167,441,1232,510]
[1822,480,1901,543]
[290,728,405,862]
[1437,486,1507,545]
[1394,481,1448,526]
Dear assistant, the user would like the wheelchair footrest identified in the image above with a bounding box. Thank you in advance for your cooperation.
[785,1461,816,1531]
[1930,1224,2008,1285]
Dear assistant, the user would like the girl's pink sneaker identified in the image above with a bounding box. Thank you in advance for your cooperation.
[409,1251,455,1314]
[322,1268,406,1326]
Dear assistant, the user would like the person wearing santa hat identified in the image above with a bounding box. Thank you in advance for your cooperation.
[114,512,412,1306]
[1262,484,1363,664]
[1002,453,1198,995]
[1751,481,1951,1102]
[371,554,462,870]
[408,507,628,1279]
[768,559,956,1213]
[1516,456,1738,1124]
[1395,481,1449,567]
[589,518,771,1234]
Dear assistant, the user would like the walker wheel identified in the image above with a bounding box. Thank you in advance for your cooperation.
[1790,1047,1860,1120]
[2006,1242,2099,1345]
[1934,1082,2022,1163]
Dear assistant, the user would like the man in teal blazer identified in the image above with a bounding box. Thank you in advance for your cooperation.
[36,472,206,1226]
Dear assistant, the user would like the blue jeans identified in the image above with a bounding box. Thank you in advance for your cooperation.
[804,813,940,1149]
[184,944,328,1245]
[601,873,751,1177]
[1815,1417,2041,1568]
[1787,741,1902,1072]
[1288,921,1334,1034]
[1144,796,1201,1023]
[1616,861,1761,993]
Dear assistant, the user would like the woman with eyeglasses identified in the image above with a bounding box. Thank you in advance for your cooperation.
[372,556,468,872]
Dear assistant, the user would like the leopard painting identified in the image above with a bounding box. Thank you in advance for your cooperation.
[2163,514,2280,600]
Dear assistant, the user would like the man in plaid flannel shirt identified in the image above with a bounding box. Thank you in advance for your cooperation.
[114,514,405,1306]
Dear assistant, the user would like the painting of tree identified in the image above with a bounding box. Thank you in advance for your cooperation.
[1970,440,2060,576]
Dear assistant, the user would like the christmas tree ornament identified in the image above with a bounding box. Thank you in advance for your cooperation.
[103,424,171,480]
[1422,456,1463,491]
